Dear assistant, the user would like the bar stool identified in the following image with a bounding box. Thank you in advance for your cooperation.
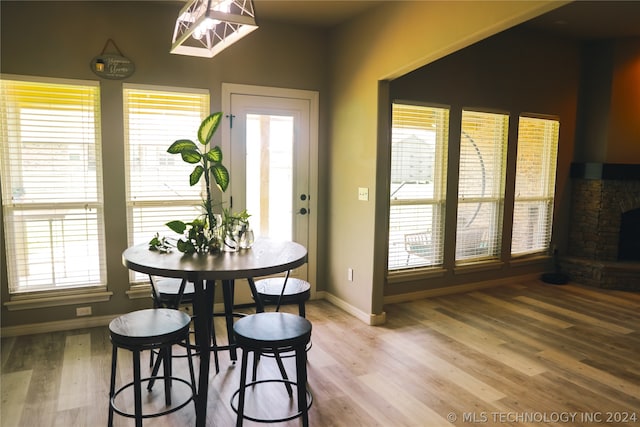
[148,276,220,374]
[231,312,312,427]
[108,308,196,427]
[254,273,311,317]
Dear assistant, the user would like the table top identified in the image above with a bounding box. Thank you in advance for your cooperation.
[122,237,307,281]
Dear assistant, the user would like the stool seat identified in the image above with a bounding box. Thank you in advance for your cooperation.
[255,278,310,301]
[234,312,312,348]
[155,278,195,305]
[109,308,191,347]
[255,277,310,317]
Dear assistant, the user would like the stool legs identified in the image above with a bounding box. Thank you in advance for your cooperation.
[108,345,118,427]
[133,349,143,427]
[162,347,172,406]
[235,349,251,427]
[235,344,310,426]
[295,346,309,427]
[108,342,196,427]
[299,302,306,318]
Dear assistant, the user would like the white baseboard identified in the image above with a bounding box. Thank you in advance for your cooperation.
[319,291,386,326]
[1,314,120,338]
[1,275,539,336]
[382,273,540,304]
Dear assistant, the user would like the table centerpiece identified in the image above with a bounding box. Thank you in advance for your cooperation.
[149,112,251,254]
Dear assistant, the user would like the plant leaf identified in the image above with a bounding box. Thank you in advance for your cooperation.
[210,163,229,192]
[181,149,201,164]
[177,239,195,254]
[198,112,223,146]
[167,139,197,154]
[205,146,223,163]
[190,165,205,186]
[166,220,187,234]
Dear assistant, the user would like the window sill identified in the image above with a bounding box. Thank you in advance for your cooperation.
[4,289,113,311]
[509,254,551,267]
[387,266,447,284]
[454,260,504,275]
[126,284,151,300]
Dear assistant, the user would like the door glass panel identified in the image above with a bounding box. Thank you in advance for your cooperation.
[245,114,294,240]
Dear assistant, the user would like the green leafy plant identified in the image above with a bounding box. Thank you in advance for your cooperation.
[149,112,232,254]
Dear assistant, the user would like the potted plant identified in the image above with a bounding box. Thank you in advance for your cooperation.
[149,112,249,254]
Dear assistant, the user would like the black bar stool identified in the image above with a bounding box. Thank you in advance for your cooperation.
[148,276,220,374]
[254,274,311,317]
[108,308,196,427]
[231,312,312,427]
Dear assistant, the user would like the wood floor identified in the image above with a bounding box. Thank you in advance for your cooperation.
[2,279,640,426]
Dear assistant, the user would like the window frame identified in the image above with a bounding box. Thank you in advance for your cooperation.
[122,83,210,287]
[387,102,449,273]
[1,75,109,308]
[511,114,560,257]
[455,109,509,265]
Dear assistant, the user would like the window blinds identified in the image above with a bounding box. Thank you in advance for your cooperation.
[512,116,559,255]
[0,77,106,293]
[388,103,448,270]
[457,110,509,262]
[123,85,209,282]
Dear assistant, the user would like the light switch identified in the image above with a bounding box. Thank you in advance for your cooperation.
[358,187,369,201]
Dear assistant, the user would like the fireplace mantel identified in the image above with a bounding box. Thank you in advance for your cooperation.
[570,162,640,180]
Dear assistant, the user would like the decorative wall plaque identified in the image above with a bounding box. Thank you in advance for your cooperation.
[90,39,135,80]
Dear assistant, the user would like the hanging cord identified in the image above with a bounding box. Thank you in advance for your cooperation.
[100,38,125,56]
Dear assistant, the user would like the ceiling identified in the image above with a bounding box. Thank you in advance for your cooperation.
[253,0,382,28]
[253,1,640,39]
[522,1,640,40]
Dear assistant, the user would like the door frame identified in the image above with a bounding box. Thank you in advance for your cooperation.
[221,83,319,296]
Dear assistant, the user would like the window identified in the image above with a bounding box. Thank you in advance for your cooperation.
[388,103,449,270]
[0,77,105,294]
[123,85,209,283]
[512,116,559,256]
[456,110,508,263]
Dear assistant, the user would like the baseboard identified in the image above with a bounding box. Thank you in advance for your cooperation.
[2,276,537,337]
[1,314,120,338]
[319,291,386,326]
[383,272,541,304]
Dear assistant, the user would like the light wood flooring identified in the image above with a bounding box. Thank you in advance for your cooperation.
[2,279,640,426]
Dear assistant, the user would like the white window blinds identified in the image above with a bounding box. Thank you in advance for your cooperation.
[0,77,106,294]
[388,103,449,270]
[123,85,209,282]
[456,110,508,263]
[512,116,559,256]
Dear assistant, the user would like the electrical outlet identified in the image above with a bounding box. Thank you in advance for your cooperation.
[76,306,92,317]
[347,268,354,281]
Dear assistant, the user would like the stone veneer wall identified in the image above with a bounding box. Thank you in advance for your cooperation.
[562,177,640,290]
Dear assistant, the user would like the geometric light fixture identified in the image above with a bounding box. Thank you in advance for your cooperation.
[170,0,258,58]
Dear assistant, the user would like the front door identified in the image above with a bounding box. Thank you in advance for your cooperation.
[222,84,318,295]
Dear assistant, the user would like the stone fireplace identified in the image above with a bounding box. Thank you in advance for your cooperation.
[560,163,640,290]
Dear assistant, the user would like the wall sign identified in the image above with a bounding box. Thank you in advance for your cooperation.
[90,39,135,80]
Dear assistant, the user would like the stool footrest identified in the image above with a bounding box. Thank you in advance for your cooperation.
[111,376,195,419]
[230,379,313,424]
